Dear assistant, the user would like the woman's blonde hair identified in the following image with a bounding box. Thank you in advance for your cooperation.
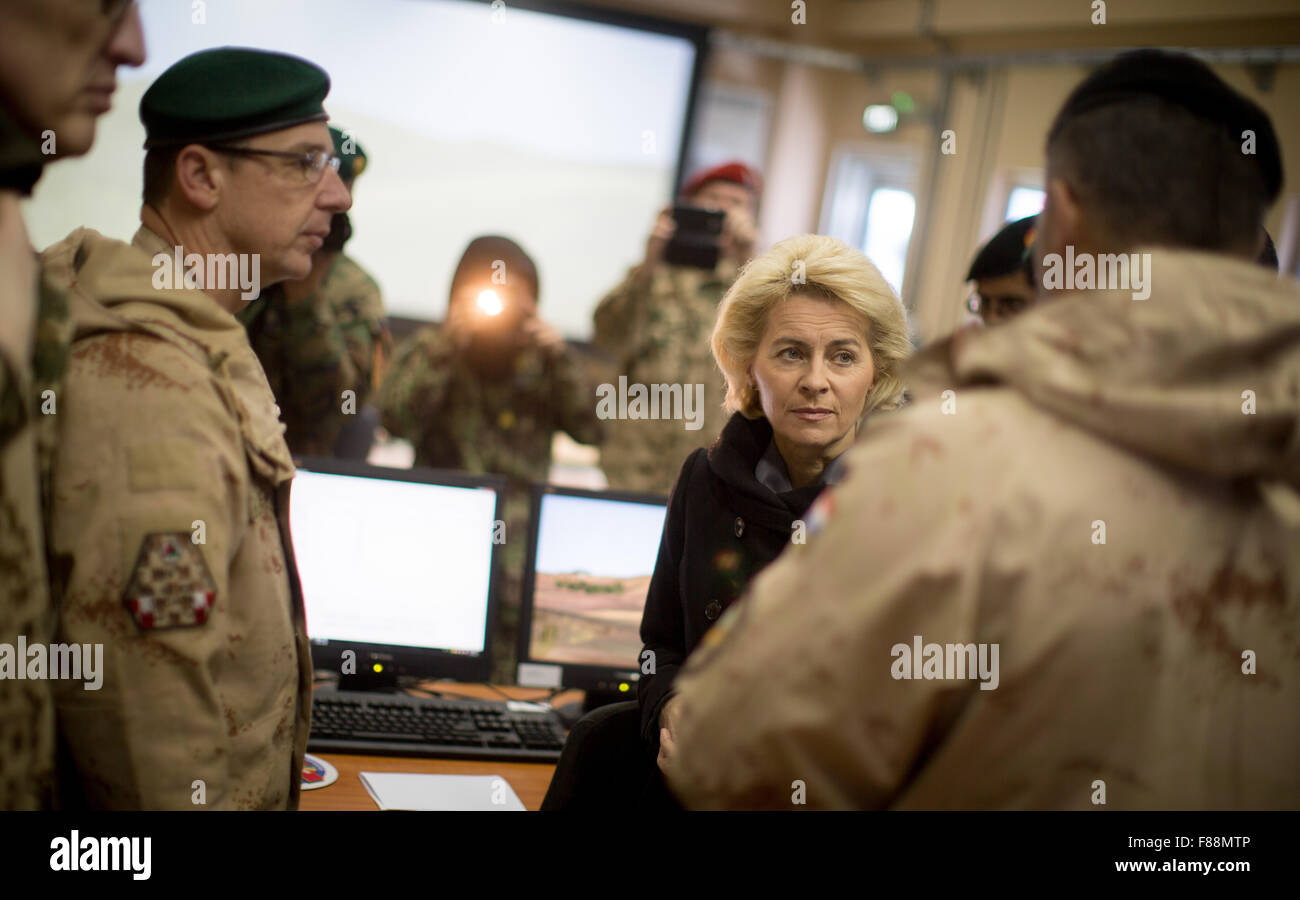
[711,233,910,421]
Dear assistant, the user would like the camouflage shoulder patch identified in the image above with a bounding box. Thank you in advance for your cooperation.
[122,533,216,629]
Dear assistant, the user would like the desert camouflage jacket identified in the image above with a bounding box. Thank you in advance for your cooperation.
[38,225,311,810]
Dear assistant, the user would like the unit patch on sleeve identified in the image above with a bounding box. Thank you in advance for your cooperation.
[122,532,217,630]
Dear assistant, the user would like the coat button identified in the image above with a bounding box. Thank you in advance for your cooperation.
[734,517,744,537]
[704,600,722,622]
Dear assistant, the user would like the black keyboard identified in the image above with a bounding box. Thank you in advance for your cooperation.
[309,689,568,762]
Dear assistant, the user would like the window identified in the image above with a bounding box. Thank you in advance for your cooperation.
[979,169,1045,250]
[1005,185,1045,222]
[682,85,771,185]
[820,144,920,299]
[863,187,916,295]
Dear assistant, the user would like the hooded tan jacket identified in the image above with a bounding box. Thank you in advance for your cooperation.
[664,248,1300,810]
[40,226,311,810]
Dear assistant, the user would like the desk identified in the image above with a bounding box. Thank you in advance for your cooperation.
[299,682,585,811]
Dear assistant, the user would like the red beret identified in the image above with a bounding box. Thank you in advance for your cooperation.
[681,161,763,199]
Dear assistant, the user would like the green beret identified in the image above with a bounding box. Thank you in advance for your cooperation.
[330,125,367,181]
[141,47,330,149]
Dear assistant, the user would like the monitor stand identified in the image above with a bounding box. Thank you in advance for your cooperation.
[337,668,400,693]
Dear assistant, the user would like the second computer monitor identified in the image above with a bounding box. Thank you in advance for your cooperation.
[517,484,668,697]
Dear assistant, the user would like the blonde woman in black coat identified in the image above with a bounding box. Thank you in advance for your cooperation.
[637,233,911,786]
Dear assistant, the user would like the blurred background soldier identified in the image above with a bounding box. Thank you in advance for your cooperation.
[240,125,391,458]
[0,0,143,810]
[41,47,349,809]
[963,214,1038,326]
[378,235,603,684]
[592,161,761,495]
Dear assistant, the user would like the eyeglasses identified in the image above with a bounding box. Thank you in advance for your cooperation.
[205,145,342,185]
[967,291,1032,321]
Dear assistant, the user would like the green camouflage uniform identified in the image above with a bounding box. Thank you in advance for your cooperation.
[592,261,738,495]
[328,255,390,409]
[0,107,65,810]
[377,326,603,683]
[238,253,390,457]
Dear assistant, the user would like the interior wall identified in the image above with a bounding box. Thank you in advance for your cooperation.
[695,48,1300,344]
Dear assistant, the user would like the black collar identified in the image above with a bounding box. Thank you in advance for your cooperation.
[707,412,831,528]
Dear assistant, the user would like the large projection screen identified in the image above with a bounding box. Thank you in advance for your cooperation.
[23,0,701,339]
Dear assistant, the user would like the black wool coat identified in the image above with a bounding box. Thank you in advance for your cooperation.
[636,411,831,745]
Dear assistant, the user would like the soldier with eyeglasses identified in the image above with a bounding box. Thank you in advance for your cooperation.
[238,126,393,459]
[38,47,349,809]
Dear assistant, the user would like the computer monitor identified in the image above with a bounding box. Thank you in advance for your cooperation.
[290,458,506,685]
[516,484,668,704]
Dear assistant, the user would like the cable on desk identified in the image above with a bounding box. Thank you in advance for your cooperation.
[400,682,570,707]
[480,683,522,702]
[525,687,570,707]
[396,679,502,702]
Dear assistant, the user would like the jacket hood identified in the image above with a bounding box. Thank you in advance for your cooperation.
[708,411,828,529]
[905,247,1300,487]
[42,226,249,347]
[40,225,294,485]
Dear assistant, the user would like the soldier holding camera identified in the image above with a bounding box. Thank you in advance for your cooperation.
[592,162,762,495]
[377,235,602,684]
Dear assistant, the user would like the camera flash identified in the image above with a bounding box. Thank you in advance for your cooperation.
[476,289,504,316]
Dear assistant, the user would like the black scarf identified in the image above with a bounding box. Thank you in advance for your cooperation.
[706,412,832,530]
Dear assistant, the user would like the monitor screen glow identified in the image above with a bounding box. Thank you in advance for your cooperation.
[291,469,498,656]
[527,493,667,669]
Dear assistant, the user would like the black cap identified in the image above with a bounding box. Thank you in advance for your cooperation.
[967,215,1038,282]
[1048,49,1282,202]
[450,236,540,304]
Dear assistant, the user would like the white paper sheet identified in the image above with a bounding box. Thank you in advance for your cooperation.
[359,772,526,811]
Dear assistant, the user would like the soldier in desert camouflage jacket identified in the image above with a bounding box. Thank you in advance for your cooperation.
[239,126,390,457]
[0,0,143,810]
[378,236,602,684]
[592,162,762,495]
[41,47,349,809]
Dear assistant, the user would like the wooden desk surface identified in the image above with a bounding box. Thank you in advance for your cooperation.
[300,682,584,811]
